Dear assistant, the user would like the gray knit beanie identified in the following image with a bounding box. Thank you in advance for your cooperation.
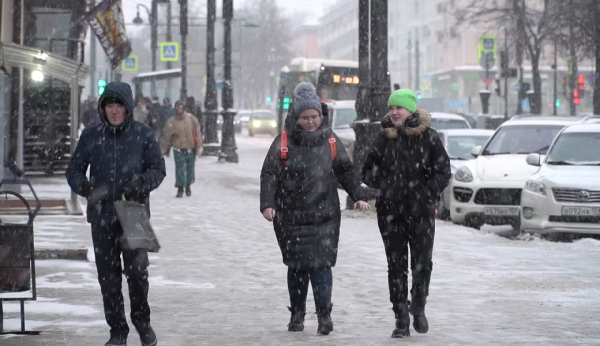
[292,82,322,116]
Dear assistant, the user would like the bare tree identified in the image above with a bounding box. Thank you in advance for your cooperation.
[457,0,554,114]
[238,0,293,108]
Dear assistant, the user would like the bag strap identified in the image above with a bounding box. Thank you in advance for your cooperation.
[329,134,337,161]
[280,131,288,165]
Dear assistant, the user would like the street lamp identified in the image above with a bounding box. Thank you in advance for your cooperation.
[133,1,170,96]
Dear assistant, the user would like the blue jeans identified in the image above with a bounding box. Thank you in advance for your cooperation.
[287,267,332,312]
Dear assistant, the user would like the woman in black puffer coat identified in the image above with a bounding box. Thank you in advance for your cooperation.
[260,82,369,335]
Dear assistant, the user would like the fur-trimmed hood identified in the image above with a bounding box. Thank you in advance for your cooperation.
[382,108,431,139]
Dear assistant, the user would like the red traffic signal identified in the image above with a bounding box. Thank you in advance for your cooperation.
[578,75,585,84]
[574,97,580,105]
[573,89,579,98]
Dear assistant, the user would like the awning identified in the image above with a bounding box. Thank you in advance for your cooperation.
[0,42,88,84]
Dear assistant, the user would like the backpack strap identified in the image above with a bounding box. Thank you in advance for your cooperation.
[329,134,337,161]
[280,131,288,165]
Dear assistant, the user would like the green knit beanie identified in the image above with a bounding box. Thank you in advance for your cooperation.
[388,89,418,113]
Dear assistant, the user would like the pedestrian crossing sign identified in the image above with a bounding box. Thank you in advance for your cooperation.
[160,42,179,62]
[122,55,138,72]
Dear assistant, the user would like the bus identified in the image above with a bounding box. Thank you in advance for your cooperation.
[276,58,360,132]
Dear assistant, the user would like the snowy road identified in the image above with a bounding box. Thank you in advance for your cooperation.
[2,133,600,345]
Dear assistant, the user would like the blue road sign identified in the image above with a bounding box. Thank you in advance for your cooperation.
[122,55,138,72]
[160,42,179,62]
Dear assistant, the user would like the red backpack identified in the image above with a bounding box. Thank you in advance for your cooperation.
[280,131,337,165]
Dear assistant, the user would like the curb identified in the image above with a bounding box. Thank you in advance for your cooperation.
[35,247,89,261]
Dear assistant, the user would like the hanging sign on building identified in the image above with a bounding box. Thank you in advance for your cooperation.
[83,0,132,69]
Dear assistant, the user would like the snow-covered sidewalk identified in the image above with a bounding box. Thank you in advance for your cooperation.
[1,134,599,345]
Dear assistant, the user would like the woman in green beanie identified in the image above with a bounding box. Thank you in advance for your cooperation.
[362,88,451,338]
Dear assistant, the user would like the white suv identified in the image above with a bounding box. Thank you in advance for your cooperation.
[450,116,581,230]
[521,118,600,235]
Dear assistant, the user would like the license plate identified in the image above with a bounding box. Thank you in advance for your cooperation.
[561,206,600,216]
[484,207,520,216]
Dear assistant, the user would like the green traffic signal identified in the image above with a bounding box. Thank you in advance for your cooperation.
[97,79,107,95]
[417,94,422,100]
[555,99,560,107]
[266,96,272,102]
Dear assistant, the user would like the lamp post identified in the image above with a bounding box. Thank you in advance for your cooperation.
[202,0,220,156]
[219,0,238,163]
[133,0,169,97]
[179,0,188,99]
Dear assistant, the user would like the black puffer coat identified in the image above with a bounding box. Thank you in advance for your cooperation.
[362,109,451,216]
[260,107,367,269]
[66,82,166,224]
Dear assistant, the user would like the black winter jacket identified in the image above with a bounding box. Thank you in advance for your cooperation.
[66,82,166,224]
[260,110,366,269]
[362,109,451,216]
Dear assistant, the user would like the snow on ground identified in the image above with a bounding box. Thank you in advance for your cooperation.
[1,132,599,345]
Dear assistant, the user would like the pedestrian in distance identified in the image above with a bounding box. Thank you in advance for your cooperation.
[362,89,451,338]
[260,82,371,335]
[160,100,202,198]
[66,82,166,346]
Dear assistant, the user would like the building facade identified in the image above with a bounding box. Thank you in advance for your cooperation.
[318,0,358,61]
[291,24,319,59]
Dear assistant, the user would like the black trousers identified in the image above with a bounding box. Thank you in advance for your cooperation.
[91,222,151,337]
[287,267,332,312]
[376,213,435,306]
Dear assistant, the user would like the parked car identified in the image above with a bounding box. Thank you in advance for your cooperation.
[521,117,600,236]
[435,129,495,219]
[449,116,582,230]
[325,100,357,159]
[249,110,277,137]
[238,110,252,130]
[430,112,471,130]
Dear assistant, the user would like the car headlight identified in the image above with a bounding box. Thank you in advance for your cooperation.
[524,180,546,196]
[253,121,261,128]
[454,166,473,182]
[271,122,277,128]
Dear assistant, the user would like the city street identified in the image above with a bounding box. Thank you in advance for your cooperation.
[1,133,600,345]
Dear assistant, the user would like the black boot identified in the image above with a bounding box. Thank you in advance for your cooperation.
[316,304,333,335]
[391,304,410,338]
[176,187,183,198]
[410,297,429,334]
[138,326,157,346]
[287,307,306,332]
[105,333,127,346]
[185,186,191,196]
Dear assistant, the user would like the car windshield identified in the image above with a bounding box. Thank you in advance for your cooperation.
[482,125,565,155]
[333,108,357,129]
[253,112,275,120]
[447,135,492,160]
[546,132,600,165]
[430,118,470,130]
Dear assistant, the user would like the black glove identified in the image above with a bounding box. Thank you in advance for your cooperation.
[80,182,92,198]
[123,175,146,201]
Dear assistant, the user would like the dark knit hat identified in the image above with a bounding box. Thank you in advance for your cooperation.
[292,82,322,116]
[101,95,125,109]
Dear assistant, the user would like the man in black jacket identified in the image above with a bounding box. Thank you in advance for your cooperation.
[67,82,165,346]
[362,89,451,338]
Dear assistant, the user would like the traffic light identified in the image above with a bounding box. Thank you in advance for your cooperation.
[577,75,585,98]
[278,97,291,110]
[266,96,272,103]
[573,89,580,105]
[97,79,107,95]
[555,99,560,107]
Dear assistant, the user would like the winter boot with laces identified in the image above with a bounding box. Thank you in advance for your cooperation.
[105,333,127,346]
[316,304,333,335]
[185,186,192,196]
[138,325,157,346]
[391,304,410,338]
[410,297,429,334]
[287,307,306,332]
[176,187,183,198]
